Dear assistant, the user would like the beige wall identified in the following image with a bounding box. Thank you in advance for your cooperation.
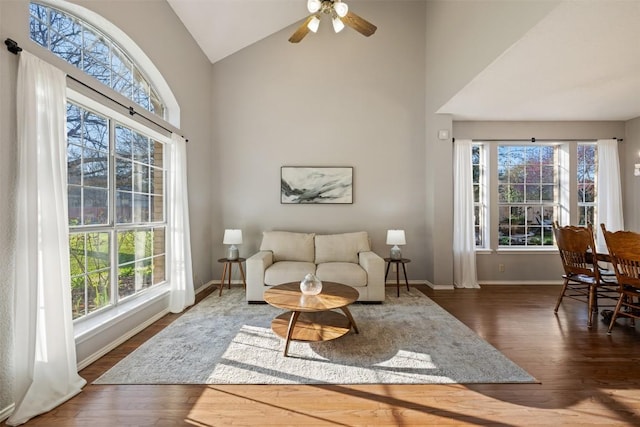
[623,117,640,232]
[212,1,429,277]
[0,0,17,415]
[0,1,17,420]
[424,0,560,285]
[210,0,561,285]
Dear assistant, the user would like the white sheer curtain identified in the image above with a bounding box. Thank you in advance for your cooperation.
[595,138,624,252]
[168,133,195,313]
[453,139,479,288]
[8,52,86,426]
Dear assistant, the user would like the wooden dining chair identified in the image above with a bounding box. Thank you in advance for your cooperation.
[600,224,640,334]
[552,222,617,328]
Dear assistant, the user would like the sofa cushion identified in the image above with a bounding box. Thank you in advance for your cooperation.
[260,231,315,263]
[316,262,368,287]
[315,231,370,264]
[264,261,316,286]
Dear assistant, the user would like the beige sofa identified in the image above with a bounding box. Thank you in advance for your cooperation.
[246,231,385,303]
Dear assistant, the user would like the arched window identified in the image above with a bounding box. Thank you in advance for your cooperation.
[29,1,165,118]
[27,1,179,322]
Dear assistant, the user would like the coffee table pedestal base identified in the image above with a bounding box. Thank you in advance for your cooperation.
[271,311,354,357]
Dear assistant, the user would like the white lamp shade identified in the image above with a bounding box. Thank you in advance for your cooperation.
[334,1,349,18]
[386,230,406,246]
[307,0,322,13]
[223,229,243,245]
[332,16,345,33]
[307,16,320,33]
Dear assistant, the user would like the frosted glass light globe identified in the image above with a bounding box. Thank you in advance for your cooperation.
[334,1,349,18]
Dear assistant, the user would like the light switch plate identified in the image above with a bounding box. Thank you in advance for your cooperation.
[438,129,449,140]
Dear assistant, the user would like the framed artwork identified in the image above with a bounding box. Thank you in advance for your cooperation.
[281,166,353,204]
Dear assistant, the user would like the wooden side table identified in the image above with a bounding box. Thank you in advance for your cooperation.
[384,258,411,297]
[217,257,246,296]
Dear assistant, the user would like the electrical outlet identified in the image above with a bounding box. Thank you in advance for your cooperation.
[498,263,505,272]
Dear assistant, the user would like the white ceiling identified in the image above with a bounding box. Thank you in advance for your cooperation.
[167,0,640,122]
[166,0,304,64]
[438,0,640,121]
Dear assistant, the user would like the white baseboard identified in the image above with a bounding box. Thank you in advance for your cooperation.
[385,280,454,290]
[77,281,215,370]
[213,279,561,290]
[220,278,559,291]
[478,280,563,286]
[425,282,455,290]
[1,404,15,423]
[215,279,245,286]
[386,279,562,289]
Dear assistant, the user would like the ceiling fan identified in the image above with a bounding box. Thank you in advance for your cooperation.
[289,0,377,43]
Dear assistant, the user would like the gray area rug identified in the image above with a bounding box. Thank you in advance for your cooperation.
[94,287,536,385]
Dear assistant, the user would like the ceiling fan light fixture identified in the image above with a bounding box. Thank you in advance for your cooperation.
[289,0,376,43]
[333,1,349,18]
[307,15,320,33]
[307,0,322,13]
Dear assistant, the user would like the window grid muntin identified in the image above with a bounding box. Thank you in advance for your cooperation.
[577,143,597,227]
[472,144,486,247]
[67,103,110,226]
[114,124,165,225]
[29,2,165,118]
[497,145,558,247]
[69,231,111,319]
[68,101,167,322]
[117,227,166,301]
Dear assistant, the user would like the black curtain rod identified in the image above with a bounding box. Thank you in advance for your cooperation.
[5,38,188,142]
[452,137,623,143]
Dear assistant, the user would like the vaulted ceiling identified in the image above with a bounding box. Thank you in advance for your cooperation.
[166,0,303,64]
[166,0,640,122]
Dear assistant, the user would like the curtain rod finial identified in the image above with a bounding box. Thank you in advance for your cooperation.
[4,38,22,54]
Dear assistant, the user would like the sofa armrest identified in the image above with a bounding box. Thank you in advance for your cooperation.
[246,251,273,302]
[359,251,385,300]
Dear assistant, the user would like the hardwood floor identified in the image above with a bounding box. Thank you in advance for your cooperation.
[8,284,640,426]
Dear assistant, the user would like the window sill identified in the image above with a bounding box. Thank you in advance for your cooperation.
[475,248,559,254]
[495,247,558,254]
[74,283,170,343]
[475,249,494,255]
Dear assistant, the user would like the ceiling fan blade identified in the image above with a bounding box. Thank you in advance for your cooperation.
[288,16,314,43]
[342,10,377,37]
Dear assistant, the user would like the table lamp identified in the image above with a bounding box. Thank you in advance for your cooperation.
[223,229,242,260]
[386,229,405,260]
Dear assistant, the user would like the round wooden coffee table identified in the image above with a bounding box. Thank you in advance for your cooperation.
[263,281,360,357]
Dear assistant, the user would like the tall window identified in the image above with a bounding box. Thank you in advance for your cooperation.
[29,2,165,117]
[67,103,166,320]
[497,145,557,247]
[577,143,597,226]
[472,144,486,247]
[29,2,169,321]
[473,141,599,250]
